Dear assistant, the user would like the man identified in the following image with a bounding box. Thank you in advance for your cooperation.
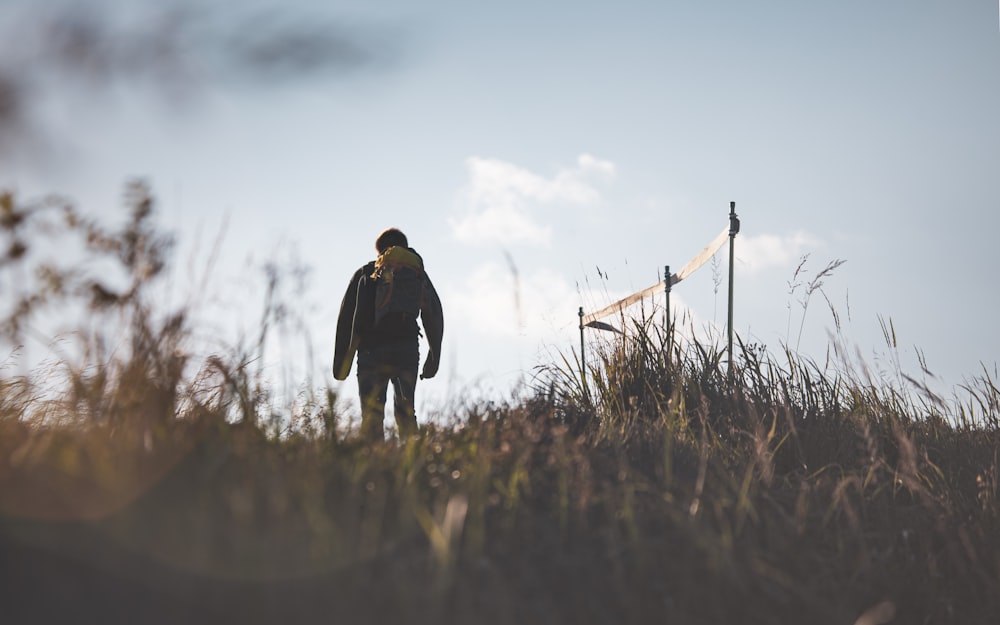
[333,228,443,441]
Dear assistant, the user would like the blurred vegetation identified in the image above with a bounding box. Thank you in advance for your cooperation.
[1,185,998,624]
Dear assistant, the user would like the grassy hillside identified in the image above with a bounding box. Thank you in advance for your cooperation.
[1,187,998,624]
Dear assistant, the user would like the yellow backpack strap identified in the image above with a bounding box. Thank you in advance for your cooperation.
[372,246,423,279]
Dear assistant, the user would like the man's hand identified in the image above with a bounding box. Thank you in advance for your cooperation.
[420,356,439,380]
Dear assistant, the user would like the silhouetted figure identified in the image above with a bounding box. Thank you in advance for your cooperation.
[333,228,443,441]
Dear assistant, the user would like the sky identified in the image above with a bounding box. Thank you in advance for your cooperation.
[1,0,998,419]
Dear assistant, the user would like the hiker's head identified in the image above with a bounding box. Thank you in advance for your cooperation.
[375,228,408,253]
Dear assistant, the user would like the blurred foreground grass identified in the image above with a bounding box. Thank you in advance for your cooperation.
[1,186,998,624]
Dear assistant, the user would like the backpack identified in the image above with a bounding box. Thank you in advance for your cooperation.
[370,246,426,327]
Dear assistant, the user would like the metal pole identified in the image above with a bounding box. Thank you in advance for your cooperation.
[727,201,740,376]
[664,265,671,352]
[578,306,586,385]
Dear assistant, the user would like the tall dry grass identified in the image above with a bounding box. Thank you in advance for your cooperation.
[1,185,998,624]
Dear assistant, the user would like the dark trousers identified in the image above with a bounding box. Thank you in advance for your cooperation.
[357,342,419,441]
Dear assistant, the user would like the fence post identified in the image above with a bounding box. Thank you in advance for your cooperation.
[578,306,586,389]
[664,265,672,353]
[727,201,740,379]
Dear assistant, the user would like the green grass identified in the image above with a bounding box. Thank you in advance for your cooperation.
[2,186,999,624]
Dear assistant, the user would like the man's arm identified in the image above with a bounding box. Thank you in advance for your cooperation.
[419,275,444,379]
[333,268,365,380]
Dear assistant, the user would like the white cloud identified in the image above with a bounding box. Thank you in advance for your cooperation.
[576,153,616,177]
[450,204,552,246]
[736,231,821,273]
[450,154,616,246]
[447,262,579,339]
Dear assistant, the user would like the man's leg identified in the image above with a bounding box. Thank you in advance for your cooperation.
[391,366,418,438]
[357,362,389,442]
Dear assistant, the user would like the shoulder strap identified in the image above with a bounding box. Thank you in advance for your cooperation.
[372,246,424,279]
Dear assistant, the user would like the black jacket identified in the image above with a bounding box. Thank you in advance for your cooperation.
[332,247,444,380]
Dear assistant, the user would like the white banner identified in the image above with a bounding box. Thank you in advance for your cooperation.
[581,225,731,326]
[674,226,729,283]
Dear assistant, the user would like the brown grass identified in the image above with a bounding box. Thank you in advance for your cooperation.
[1,186,998,624]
